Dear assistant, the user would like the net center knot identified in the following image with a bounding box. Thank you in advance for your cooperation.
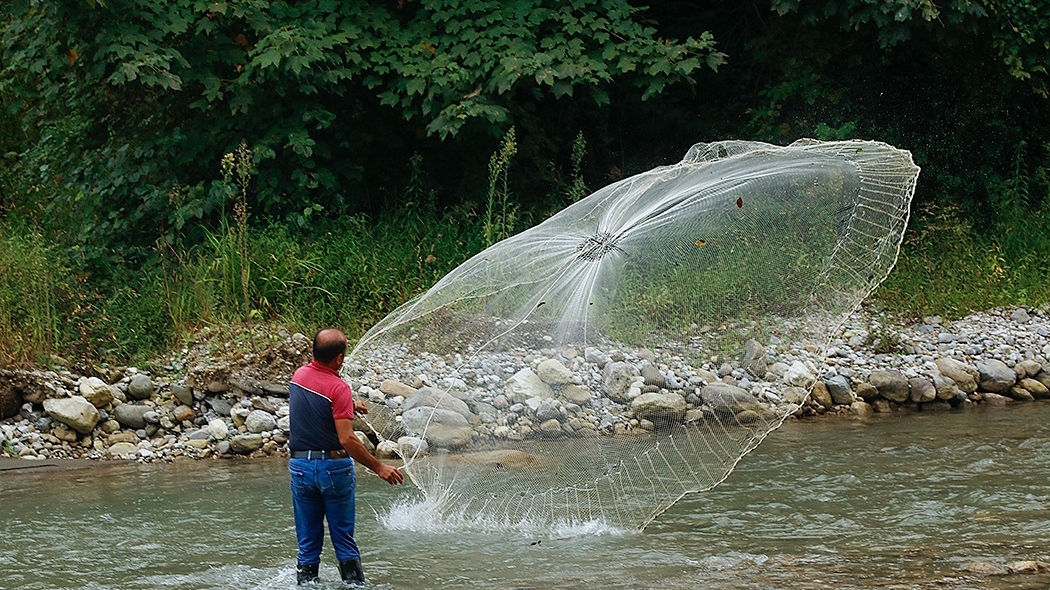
[576,231,621,261]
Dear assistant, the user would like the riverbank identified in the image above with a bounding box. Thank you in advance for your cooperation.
[1,305,1047,464]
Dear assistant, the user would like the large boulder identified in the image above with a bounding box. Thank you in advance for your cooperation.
[401,407,472,450]
[42,396,100,434]
[935,358,978,393]
[126,374,154,400]
[602,362,640,403]
[229,433,264,454]
[113,404,151,429]
[402,387,473,420]
[908,377,936,403]
[869,370,910,403]
[700,383,772,420]
[78,377,115,408]
[825,375,854,405]
[630,392,687,423]
[506,368,554,402]
[537,358,574,385]
[741,339,768,378]
[244,409,277,433]
[975,359,1016,393]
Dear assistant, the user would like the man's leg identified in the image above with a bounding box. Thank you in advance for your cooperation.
[290,459,325,582]
[322,458,363,583]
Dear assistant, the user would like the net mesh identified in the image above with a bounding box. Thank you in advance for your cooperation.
[346,139,920,531]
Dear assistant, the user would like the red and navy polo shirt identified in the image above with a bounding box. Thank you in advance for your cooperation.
[288,360,355,452]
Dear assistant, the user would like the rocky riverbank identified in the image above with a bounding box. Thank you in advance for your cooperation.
[1,305,1048,464]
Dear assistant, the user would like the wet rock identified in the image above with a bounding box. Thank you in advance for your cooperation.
[931,373,959,400]
[975,359,1016,393]
[700,383,772,419]
[870,370,910,403]
[854,382,878,402]
[126,374,154,400]
[964,561,1010,576]
[1006,560,1050,574]
[42,396,100,434]
[981,392,1012,406]
[1005,386,1034,402]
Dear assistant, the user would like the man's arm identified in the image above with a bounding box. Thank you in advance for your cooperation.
[335,418,404,485]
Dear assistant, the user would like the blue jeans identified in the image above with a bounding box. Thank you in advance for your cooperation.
[289,457,359,565]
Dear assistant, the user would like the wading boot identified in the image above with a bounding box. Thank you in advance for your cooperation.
[338,557,365,586]
[296,563,319,585]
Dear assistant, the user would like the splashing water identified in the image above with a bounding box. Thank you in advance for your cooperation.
[346,139,919,531]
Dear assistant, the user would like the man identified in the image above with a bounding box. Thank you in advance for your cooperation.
[288,328,404,586]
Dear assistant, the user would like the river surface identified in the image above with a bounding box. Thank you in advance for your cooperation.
[3,403,1049,590]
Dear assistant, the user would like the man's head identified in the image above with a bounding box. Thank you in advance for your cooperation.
[313,328,347,369]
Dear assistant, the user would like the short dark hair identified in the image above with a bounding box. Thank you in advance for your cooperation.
[313,328,347,363]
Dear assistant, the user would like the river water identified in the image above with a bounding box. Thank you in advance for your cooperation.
[3,403,1049,590]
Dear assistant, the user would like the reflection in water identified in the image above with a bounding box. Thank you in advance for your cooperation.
[2,404,1049,589]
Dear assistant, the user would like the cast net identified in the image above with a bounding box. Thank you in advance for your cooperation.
[345,139,919,531]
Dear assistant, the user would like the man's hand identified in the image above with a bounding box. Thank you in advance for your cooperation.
[376,463,404,485]
[354,399,369,415]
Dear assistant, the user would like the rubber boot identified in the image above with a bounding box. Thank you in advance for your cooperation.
[296,563,319,585]
[338,557,365,586]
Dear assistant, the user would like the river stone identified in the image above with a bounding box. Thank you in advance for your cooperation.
[397,436,428,458]
[630,392,686,423]
[229,433,264,454]
[173,404,196,423]
[1007,560,1050,574]
[825,375,853,405]
[207,397,233,416]
[639,363,665,388]
[975,359,1016,393]
[784,361,816,388]
[533,398,563,423]
[1019,377,1050,399]
[935,358,978,393]
[538,418,564,437]
[850,401,874,417]
[52,423,78,442]
[379,379,417,398]
[42,396,100,434]
[1010,308,1031,323]
[1016,359,1043,378]
[931,372,959,400]
[602,362,640,403]
[113,404,150,429]
[78,377,115,408]
[126,374,153,400]
[506,368,554,402]
[245,409,277,433]
[870,370,910,403]
[107,441,139,458]
[981,392,1011,406]
[1035,369,1050,391]
[908,377,936,403]
[375,440,399,459]
[402,387,473,420]
[561,384,592,404]
[401,407,471,450]
[810,381,833,407]
[781,386,808,405]
[537,358,574,385]
[1006,386,1034,402]
[171,382,194,406]
[741,339,767,379]
[854,382,878,402]
[700,383,772,419]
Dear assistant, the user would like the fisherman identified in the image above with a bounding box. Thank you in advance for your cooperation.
[288,328,404,585]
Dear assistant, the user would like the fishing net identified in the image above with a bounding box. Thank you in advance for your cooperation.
[345,139,919,531]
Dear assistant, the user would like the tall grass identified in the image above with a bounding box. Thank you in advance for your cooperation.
[0,225,63,365]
